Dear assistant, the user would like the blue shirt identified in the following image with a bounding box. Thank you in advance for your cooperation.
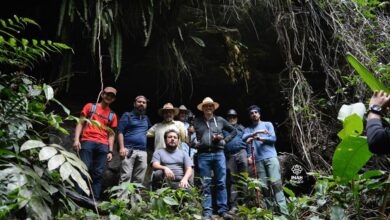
[223,123,249,154]
[118,111,151,150]
[242,121,277,161]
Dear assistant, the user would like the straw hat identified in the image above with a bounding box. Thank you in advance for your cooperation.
[178,105,189,112]
[197,97,220,111]
[158,103,179,116]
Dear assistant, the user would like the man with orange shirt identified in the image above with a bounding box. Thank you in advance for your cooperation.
[73,86,118,201]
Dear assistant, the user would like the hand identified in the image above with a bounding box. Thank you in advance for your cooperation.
[163,167,175,181]
[107,152,113,161]
[247,157,253,165]
[369,90,390,108]
[254,129,268,136]
[72,140,81,152]
[188,126,195,134]
[119,147,127,158]
[179,178,190,188]
[246,137,254,144]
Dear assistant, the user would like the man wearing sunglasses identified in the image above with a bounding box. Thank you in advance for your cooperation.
[242,105,288,216]
[73,86,118,201]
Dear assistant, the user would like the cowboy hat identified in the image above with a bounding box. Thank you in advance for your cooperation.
[158,103,179,116]
[178,105,189,112]
[197,97,220,111]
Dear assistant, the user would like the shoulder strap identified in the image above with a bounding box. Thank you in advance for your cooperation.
[89,103,97,118]
[108,111,114,126]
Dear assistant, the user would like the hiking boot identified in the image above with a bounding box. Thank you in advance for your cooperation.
[220,212,234,220]
[228,206,239,215]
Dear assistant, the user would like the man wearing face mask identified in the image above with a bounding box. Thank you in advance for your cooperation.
[118,95,152,184]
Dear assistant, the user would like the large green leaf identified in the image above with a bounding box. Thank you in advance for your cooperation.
[332,136,372,184]
[70,165,90,195]
[59,161,73,181]
[29,197,51,220]
[20,140,46,152]
[163,196,179,206]
[39,147,58,161]
[337,114,363,139]
[47,154,65,171]
[346,53,389,93]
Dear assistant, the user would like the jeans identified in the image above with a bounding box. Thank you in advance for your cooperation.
[79,141,108,201]
[198,151,228,217]
[256,157,289,215]
[119,149,147,184]
[226,149,248,208]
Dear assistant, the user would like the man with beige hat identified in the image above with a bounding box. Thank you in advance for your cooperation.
[147,103,187,150]
[192,97,236,219]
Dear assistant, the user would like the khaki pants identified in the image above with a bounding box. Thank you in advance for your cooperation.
[119,149,147,184]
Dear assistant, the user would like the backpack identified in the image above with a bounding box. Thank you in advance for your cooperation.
[89,103,114,127]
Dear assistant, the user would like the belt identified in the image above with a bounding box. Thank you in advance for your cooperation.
[198,148,223,154]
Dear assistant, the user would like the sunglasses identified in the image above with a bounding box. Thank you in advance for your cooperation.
[104,92,116,98]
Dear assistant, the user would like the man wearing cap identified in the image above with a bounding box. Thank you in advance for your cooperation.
[118,95,152,184]
[73,86,118,201]
[242,105,288,215]
[192,97,236,220]
[147,103,187,150]
[223,109,249,214]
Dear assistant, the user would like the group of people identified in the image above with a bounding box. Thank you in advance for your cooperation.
[72,86,288,218]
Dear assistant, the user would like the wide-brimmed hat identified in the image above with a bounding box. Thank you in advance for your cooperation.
[158,103,179,116]
[197,97,219,111]
[178,105,189,112]
[103,86,117,95]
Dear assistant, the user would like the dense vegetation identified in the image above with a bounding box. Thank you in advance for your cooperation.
[1,0,389,219]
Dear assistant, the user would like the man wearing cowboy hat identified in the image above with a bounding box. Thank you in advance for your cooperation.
[192,97,237,219]
[147,103,187,150]
[73,86,118,201]
[118,95,151,184]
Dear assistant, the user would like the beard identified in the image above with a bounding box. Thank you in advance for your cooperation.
[134,106,146,115]
[166,143,178,151]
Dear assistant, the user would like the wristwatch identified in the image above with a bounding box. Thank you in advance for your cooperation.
[368,104,382,116]
[108,150,113,154]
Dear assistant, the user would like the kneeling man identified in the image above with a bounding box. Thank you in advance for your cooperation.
[151,129,193,189]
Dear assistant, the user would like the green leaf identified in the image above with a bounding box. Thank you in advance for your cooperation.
[163,196,179,206]
[47,154,65,171]
[52,98,70,115]
[346,53,390,93]
[361,170,384,180]
[43,84,54,100]
[29,197,51,220]
[39,147,58,161]
[332,136,372,184]
[190,36,205,47]
[20,140,46,152]
[337,114,363,139]
[330,206,347,220]
[59,162,73,181]
[283,186,295,198]
[70,166,90,195]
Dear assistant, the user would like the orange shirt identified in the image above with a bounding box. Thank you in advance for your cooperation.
[80,103,118,145]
